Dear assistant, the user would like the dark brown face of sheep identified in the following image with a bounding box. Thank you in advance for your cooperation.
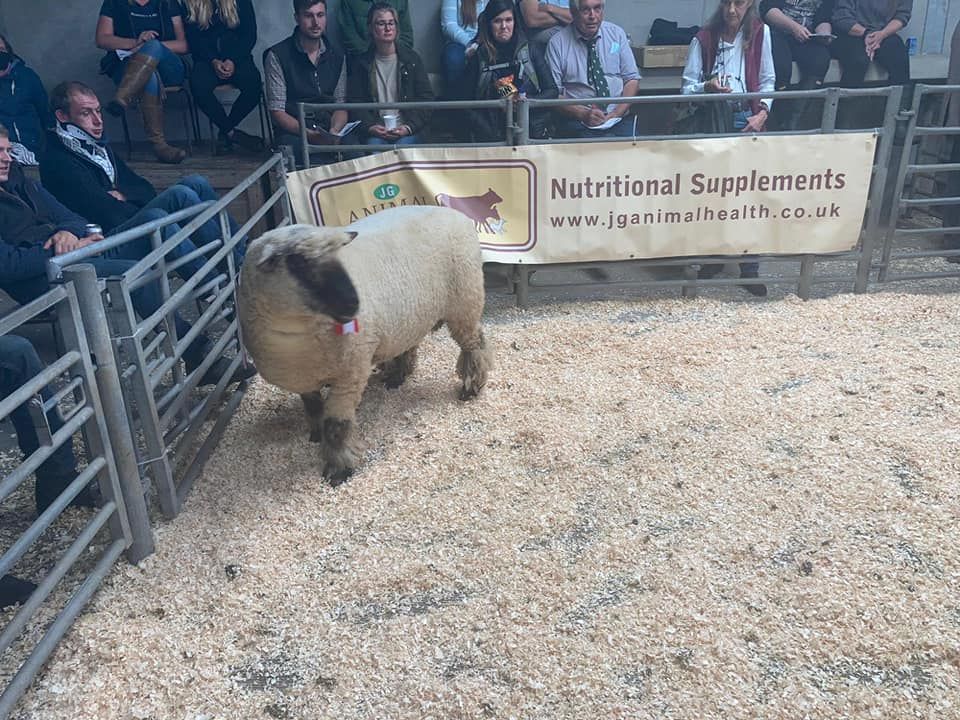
[284,253,360,323]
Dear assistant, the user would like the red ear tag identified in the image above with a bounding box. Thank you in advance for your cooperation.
[334,319,360,336]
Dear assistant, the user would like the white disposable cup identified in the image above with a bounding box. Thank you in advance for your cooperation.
[383,114,399,131]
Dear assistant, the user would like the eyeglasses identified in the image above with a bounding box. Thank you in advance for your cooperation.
[374,20,397,28]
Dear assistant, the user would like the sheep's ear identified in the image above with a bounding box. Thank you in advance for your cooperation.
[256,244,279,269]
[342,231,358,247]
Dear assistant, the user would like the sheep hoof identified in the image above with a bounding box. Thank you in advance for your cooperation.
[459,385,479,401]
[327,466,354,487]
[309,430,323,443]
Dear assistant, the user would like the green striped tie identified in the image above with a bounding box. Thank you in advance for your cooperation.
[586,37,610,98]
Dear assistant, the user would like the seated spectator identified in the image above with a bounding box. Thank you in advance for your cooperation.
[760,0,834,129]
[264,0,354,165]
[339,0,413,58]
[517,0,571,91]
[465,0,551,141]
[831,0,912,88]
[545,0,640,139]
[0,33,53,165]
[441,0,490,98]
[682,0,773,295]
[95,0,190,163]
[346,2,433,147]
[41,82,245,269]
[0,334,96,515]
[183,0,264,154]
[0,125,253,388]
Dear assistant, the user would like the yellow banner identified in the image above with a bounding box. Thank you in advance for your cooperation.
[285,133,877,264]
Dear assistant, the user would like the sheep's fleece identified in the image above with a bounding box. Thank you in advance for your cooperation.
[238,205,490,412]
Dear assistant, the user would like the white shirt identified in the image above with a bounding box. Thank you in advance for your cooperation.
[681,25,775,110]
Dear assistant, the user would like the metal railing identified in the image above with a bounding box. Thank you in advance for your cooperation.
[879,83,960,284]
[47,153,292,519]
[297,97,516,168]
[0,286,137,717]
[286,87,907,305]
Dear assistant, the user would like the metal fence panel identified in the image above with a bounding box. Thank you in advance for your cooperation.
[0,285,134,717]
[877,83,960,285]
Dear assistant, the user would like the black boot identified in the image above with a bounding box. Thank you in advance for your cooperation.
[35,472,99,516]
[739,264,768,297]
[0,575,36,608]
[183,337,257,387]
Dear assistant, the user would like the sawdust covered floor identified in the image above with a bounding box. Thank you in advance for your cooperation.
[9,292,960,720]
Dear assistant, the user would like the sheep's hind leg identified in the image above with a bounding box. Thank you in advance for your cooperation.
[321,379,367,486]
[449,323,493,401]
[301,391,325,443]
[381,346,418,389]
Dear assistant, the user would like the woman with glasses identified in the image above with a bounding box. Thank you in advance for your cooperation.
[346,2,433,146]
[681,0,775,295]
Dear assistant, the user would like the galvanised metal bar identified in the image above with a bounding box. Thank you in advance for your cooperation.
[877,84,943,283]
[0,459,105,578]
[0,538,126,719]
[855,84,903,292]
[62,265,153,562]
[46,203,214,282]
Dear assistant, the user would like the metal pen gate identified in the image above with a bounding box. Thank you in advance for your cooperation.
[0,286,138,717]
[879,83,960,284]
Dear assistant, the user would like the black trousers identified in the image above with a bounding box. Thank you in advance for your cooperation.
[190,56,263,135]
[832,33,910,87]
[769,30,832,89]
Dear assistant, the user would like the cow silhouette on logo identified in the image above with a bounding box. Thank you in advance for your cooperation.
[436,188,504,234]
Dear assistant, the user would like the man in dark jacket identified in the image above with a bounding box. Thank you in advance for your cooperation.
[0,124,251,387]
[40,81,244,264]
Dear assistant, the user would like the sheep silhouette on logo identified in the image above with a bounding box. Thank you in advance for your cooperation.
[436,188,504,234]
[237,206,493,484]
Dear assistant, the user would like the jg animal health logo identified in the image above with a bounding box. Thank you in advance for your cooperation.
[306,157,538,252]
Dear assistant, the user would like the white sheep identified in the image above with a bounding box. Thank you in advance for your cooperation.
[237,205,493,484]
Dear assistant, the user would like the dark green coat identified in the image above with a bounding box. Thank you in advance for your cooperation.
[346,45,434,135]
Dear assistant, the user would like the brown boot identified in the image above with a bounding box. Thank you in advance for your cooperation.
[140,93,186,164]
[106,53,159,116]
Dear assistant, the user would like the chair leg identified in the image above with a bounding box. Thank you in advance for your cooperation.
[121,110,133,161]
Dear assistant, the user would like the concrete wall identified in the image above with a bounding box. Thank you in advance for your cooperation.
[0,0,955,141]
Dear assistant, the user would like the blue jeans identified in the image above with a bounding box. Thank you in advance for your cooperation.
[442,42,468,99]
[115,175,245,267]
[109,39,185,96]
[366,134,420,147]
[0,335,76,485]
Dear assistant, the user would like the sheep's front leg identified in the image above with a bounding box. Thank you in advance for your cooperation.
[300,391,325,443]
[321,376,368,486]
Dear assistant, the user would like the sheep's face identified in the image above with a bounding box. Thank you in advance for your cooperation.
[285,253,359,323]
[249,225,361,322]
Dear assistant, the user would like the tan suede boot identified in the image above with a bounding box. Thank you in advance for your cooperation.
[140,93,186,164]
[106,53,160,116]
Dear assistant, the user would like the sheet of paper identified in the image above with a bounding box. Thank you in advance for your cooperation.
[582,115,623,131]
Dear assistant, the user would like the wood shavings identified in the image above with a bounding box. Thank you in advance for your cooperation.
[4,291,960,720]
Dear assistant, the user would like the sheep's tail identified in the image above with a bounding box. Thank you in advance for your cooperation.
[456,330,492,401]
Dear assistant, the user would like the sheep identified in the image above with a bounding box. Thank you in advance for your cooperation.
[237,205,493,484]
